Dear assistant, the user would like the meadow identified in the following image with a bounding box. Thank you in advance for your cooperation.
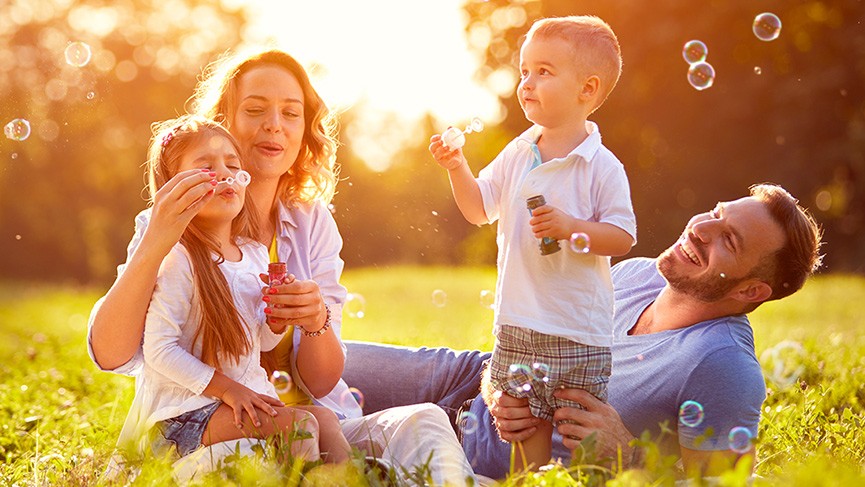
[0,266,863,485]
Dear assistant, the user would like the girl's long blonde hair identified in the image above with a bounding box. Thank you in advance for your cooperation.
[146,115,260,367]
[188,48,339,208]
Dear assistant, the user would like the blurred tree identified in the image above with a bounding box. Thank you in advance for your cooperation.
[0,0,248,283]
[462,0,865,273]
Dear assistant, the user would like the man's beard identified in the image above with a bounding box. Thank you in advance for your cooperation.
[657,246,742,302]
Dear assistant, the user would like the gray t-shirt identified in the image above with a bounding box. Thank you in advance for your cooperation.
[608,258,766,453]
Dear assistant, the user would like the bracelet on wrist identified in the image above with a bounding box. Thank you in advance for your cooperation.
[301,304,331,337]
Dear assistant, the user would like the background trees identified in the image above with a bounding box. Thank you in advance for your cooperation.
[1,0,862,283]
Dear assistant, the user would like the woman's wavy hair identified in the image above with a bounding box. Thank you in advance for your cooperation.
[146,115,260,367]
[188,48,339,208]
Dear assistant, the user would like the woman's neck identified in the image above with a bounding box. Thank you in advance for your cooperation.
[247,178,280,243]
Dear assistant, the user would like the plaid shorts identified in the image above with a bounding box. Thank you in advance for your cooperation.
[152,402,221,458]
[489,325,611,422]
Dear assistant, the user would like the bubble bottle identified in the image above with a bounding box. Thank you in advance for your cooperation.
[441,117,484,150]
[526,195,561,255]
[268,262,287,287]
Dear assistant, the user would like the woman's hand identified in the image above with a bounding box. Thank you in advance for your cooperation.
[261,275,328,334]
[145,168,217,253]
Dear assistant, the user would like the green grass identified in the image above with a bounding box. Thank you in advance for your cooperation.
[0,269,863,485]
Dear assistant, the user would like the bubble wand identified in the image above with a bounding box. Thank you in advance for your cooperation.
[441,117,484,150]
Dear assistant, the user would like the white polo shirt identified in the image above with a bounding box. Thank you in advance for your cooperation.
[476,122,636,347]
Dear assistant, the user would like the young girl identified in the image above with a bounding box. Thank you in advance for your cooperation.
[117,115,350,464]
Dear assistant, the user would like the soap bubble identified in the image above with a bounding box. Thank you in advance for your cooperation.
[65,42,92,67]
[341,387,365,409]
[431,289,447,308]
[753,13,782,42]
[754,66,762,75]
[4,119,31,141]
[505,363,533,394]
[479,289,495,309]
[687,62,715,91]
[760,340,806,389]
[728,426,753,454]
[459,411,479,435]
[569,232,591,253]
[678,400,705,427]
[345,293,366,319]
[270,370,293,394]
[531,362,550,384]
[682,40,708,64]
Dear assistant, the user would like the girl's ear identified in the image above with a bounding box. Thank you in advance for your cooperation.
[579,75,601,100]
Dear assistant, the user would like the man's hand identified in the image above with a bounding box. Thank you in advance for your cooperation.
[552,388,636,460]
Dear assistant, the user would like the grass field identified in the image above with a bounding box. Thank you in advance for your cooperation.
[0,266,863,485]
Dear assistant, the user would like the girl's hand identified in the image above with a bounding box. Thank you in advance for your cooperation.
[429,133,468,171]
[145,169,217,253]
[528,204,578,242]
[219,380,283,428]
[261,277,329,335]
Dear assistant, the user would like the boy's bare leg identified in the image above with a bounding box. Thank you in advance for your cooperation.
[515,418,553,471]
[202,404,320,462]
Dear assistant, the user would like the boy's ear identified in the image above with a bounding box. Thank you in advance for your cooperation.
[579,75,601,100]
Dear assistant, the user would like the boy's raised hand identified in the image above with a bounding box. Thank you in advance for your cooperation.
[528,204,577,241]
[429,133,468,171]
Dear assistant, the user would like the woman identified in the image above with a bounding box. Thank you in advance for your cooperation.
[89,48,475,485]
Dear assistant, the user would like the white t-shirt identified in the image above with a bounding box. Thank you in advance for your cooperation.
[476,122,637,347]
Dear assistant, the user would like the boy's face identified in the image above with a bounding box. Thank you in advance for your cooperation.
[518,35,587,127]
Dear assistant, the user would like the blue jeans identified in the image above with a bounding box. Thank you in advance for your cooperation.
[342,341,571,479]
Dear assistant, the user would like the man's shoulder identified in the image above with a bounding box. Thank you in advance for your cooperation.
[611,257,658,283]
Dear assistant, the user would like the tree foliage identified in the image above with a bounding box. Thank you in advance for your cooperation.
[0,0,247,282]
[460,0,865,273]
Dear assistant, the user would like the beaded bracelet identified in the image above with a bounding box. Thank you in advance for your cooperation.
[301,304,332,337]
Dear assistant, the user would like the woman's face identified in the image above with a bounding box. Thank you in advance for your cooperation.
[232,65,305,184]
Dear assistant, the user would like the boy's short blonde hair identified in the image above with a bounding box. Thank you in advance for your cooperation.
[526,15,622,111]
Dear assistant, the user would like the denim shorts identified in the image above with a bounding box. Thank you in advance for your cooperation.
[152,402,221,457]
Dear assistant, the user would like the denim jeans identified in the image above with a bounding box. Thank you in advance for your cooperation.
[342,341,573,479]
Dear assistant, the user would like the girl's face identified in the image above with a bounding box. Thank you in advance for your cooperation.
[177,132,245,227]
[232,65,305,184]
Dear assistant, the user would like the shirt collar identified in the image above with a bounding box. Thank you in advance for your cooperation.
[516,121,602,164]
[276,200,299,233]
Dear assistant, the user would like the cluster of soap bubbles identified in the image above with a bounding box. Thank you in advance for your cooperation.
[504,361,552,395]
[270,370,293,394]
[215,170,252,188]
[441,117,484,150]
[682,13,781,91]
[682,40,715,91]
[759,340,806,389]
[345,293,366,319]
[678,400,705,427]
